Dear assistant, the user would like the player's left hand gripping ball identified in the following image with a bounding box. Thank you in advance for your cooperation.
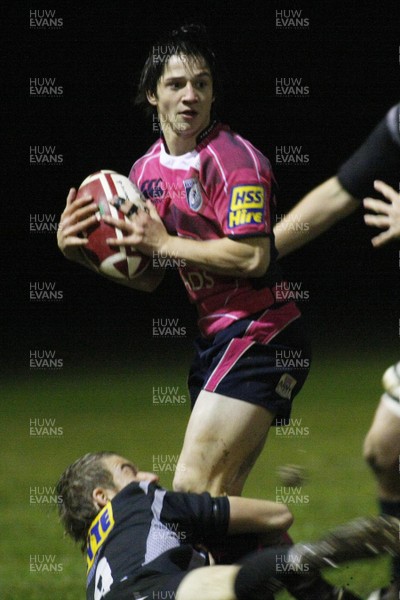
[75,170,150,279]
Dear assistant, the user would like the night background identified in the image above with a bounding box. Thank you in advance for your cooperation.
[2,2,400,597]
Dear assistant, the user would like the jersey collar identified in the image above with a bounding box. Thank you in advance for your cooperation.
[160,120,224,155]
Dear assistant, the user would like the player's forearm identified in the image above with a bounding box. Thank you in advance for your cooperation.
[162,236,270,278]
[227,497,293,535]
[274,176,359,257]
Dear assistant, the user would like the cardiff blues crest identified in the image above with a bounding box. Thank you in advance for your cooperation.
[183,178,203,211]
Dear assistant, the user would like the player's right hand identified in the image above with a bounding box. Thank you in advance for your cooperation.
[57,188,98,260]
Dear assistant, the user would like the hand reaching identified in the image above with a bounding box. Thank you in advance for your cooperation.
[363,180,400,247]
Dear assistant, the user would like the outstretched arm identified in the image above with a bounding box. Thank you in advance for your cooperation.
[228,496,293,535]
[274,176,359,258]
[275,104,400,258]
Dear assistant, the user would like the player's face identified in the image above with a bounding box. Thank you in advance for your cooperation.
[105,455,138,491]
[147,54,214,153]
[102,455,159,495]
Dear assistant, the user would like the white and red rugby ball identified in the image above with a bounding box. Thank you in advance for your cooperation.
[76,170,150,280]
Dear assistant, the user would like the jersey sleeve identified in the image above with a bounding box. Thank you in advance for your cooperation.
[160,491,230,545]
[212,167,273,239]
[199,136,274,240]
[337,103,400,199]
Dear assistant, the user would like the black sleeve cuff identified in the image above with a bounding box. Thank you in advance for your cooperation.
[211,496,230,536]
[337,106,400,200]
[227,232,270,240]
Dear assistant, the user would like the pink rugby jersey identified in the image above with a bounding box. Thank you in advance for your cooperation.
[129,122,300,338]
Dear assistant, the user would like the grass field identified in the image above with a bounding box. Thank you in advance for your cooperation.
[1,345,394,599]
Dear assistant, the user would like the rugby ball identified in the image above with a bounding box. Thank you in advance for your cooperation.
[76,170,150,280]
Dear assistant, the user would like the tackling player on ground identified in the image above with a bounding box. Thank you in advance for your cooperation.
[56,451,400,599]
[274,102,400,600]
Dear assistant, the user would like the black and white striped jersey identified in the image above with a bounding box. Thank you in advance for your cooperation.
[86,481,230,600]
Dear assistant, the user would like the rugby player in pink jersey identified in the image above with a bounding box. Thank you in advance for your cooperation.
[111,26,311,501]
[59,23,310,502]
[58,24,367,598]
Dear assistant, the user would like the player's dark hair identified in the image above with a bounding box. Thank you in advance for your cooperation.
[136,23,219,117]
[56,452,117,552]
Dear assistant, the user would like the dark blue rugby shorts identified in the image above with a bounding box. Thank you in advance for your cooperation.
[188,304,311,424]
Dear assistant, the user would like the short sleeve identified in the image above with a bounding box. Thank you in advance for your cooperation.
[337,103,400,199]
[160,491,230,545]
[212,167,272,239]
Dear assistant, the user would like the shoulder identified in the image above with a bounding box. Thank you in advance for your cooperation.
[201,125,272,179]
[113,481,164,506]
[129,139,162,182]
[199,126,273,193]
[386,102,400,145]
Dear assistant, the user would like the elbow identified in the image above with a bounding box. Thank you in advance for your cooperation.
[246,251,270,278]
[282,507,294,531]
[272,505,294,532]
[232,237,270,277]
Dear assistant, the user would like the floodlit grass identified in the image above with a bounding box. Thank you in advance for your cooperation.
[1,346,395,598]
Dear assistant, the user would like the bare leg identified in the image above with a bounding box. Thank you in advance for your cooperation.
[364,393,400,597]
[176,565,240,600]
[173,390,276,495]
[363,395,400,500]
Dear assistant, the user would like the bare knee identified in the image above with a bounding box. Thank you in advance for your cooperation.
[364,432,400,498]
[363,436,384,474]
[363,430,398,476]
[173,467,202,493]
[176,565,240,600]
[173,465,225,495]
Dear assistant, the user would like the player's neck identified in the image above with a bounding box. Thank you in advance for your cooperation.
[162,130,197,156]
